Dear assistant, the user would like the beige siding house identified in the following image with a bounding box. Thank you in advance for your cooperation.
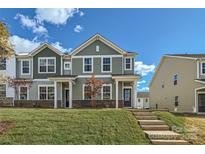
[150,54,205,113]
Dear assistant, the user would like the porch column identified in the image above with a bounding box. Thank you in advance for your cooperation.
[133,80,137,108]
[69,81,72,108]
[54,81,57,109]
[115,80,119,108]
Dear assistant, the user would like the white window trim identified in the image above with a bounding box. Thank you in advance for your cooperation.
[201,61,205,75]
[64,61,71,70]
[38,85,54,100]
[83,57,93,73]
[124,57,132,70]
[101,57,112,73]
[21,59,30,75]
[19,86,29,100]
[38,57,56,74]
[101,84,112,100]
[82,84,92,100]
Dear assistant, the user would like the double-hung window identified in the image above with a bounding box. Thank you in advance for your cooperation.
[0,58,6,70]
[201,62,205,75]
[125,58,132,70]
[174,96,179,107]
[39,58,56,73]
[83,84,92,100]
[102,84,112,100]
[64,61,71,70]
[19,86,28,100]
[39,86,54,100]
[0,84,6,98]
[102,57,111,72]
[83,58,92,73]
[21,60,30,75]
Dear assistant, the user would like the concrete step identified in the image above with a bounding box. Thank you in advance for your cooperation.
[144,131,181,140]
[151,139,189,145]
[141,125,170,131]
[138,120,166,125]
[133,112,153,116]
[135,116,158,120]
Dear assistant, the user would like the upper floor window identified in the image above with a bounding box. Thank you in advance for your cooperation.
[201,62,205,75]
[19,86,28,100]
[145,98,148,102]
[64,61,71,70]
[21,60,30,75]
[102,84,112,100]
[102,57,111,72]
[0,58,6,70]
[138,99,141,102]
[96,45,99,52]
[0,84,6,98]
[39,86,54,100]
[125,58,132,70]
[83,57,93,73]
[173,74,177,86]
[38,57,56,73]
[83,84,92,100]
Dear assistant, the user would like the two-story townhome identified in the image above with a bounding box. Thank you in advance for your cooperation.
[150,54,205,113]
[2,34,138,108]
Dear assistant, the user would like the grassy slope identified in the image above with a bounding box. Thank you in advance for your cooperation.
[154,111,205,144]
[0,109,149,145]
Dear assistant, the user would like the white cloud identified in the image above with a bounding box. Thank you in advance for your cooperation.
[138,87,149,92]
[15,14,47,35]
[51,42,68,53]
[135,61,155,76]
[9,35,41,53]
[79,11,84,16]
[74,25,83,33]
[10,35,69,54]
[137,80,146,87]
[35,8,79,25]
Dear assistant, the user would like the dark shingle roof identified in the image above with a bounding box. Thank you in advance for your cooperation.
[137,92,149,98]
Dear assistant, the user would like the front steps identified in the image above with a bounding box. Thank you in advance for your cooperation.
[132,111,189,145]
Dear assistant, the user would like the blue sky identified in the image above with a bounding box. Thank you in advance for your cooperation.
[1,8,205,91]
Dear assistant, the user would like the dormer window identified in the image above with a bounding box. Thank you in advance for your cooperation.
[96,45,99,52]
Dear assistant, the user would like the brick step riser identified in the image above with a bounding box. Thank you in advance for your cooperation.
[139,122,166,125]
[151,140,189,145]
[142,127,170,131]
[133,113,154,116]
[136,117,158,120]
[148,135,181,140]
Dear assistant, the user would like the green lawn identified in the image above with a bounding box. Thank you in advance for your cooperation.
[0,108,149,145]
[154,111,205,144]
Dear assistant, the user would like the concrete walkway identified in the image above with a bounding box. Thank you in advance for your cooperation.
[131,110,189,145]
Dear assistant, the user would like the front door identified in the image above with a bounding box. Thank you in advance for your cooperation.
[198,94,205,112]
[124,88,131,107]
[65,89,69,108]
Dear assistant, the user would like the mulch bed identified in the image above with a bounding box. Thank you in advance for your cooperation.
[0,121,15,134]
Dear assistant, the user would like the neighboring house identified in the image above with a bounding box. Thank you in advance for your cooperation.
[150,54,205,113]
[0,34,139,108]
[136,92,149,109]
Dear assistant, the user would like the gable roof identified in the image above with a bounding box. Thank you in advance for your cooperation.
[29,43,63,56]
[70,34,128,56]
[137,92,149,98]
[149,54,200,87]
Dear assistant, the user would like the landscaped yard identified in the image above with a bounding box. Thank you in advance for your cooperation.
[154,111,205,144]
[0,108,149,145]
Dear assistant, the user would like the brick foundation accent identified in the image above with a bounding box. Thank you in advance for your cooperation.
[0,97,13,107]
[72,100,124,108]
[14,100,61,108]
